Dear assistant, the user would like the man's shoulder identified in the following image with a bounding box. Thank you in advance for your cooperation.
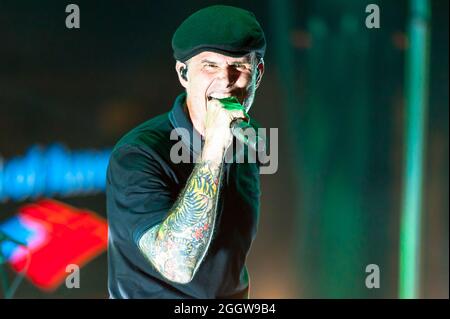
[112,111,173,157]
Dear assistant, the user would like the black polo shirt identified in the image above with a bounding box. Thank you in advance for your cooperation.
[106,92,261,298]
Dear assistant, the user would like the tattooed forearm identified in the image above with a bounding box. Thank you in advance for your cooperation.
[138,160,223,284]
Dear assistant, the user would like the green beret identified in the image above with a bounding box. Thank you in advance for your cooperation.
[172,5,266,62]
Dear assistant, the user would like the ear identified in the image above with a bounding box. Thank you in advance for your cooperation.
[255,61,265,89]
[175,61,188,88]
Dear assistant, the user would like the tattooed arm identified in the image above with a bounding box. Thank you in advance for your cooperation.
[138,150,225,284]
[138,97,245,284]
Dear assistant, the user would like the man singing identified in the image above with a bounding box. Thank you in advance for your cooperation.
[106,5,266,298]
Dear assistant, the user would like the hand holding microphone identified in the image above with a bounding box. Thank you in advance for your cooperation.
[202,96,264,165]
[218,97,265,153]
[202,97,243,161]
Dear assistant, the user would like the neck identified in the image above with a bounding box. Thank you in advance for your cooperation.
[184,98,205,138]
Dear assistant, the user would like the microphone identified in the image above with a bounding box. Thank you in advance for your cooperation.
[230,118,265,153]
[210,95,265,152]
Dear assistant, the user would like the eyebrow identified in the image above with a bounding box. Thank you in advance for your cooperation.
[200,59,251,66]
[201,59,218,64]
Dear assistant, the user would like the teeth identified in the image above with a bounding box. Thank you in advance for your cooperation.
[209,94,232,99]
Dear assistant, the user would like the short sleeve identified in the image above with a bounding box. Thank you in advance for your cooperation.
[106,144,174,247]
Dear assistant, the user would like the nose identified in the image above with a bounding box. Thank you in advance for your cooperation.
[216,66,240,88]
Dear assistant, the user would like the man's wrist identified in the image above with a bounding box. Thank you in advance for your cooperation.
[202,142,225,166]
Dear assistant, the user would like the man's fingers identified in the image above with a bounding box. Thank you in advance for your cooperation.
[207,99,225,111]
[206,98,248,131]
[230,110,247,122]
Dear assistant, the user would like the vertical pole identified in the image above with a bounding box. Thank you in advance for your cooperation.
[399,0,431,299]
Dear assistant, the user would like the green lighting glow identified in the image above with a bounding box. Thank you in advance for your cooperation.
[399,0,431,299]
